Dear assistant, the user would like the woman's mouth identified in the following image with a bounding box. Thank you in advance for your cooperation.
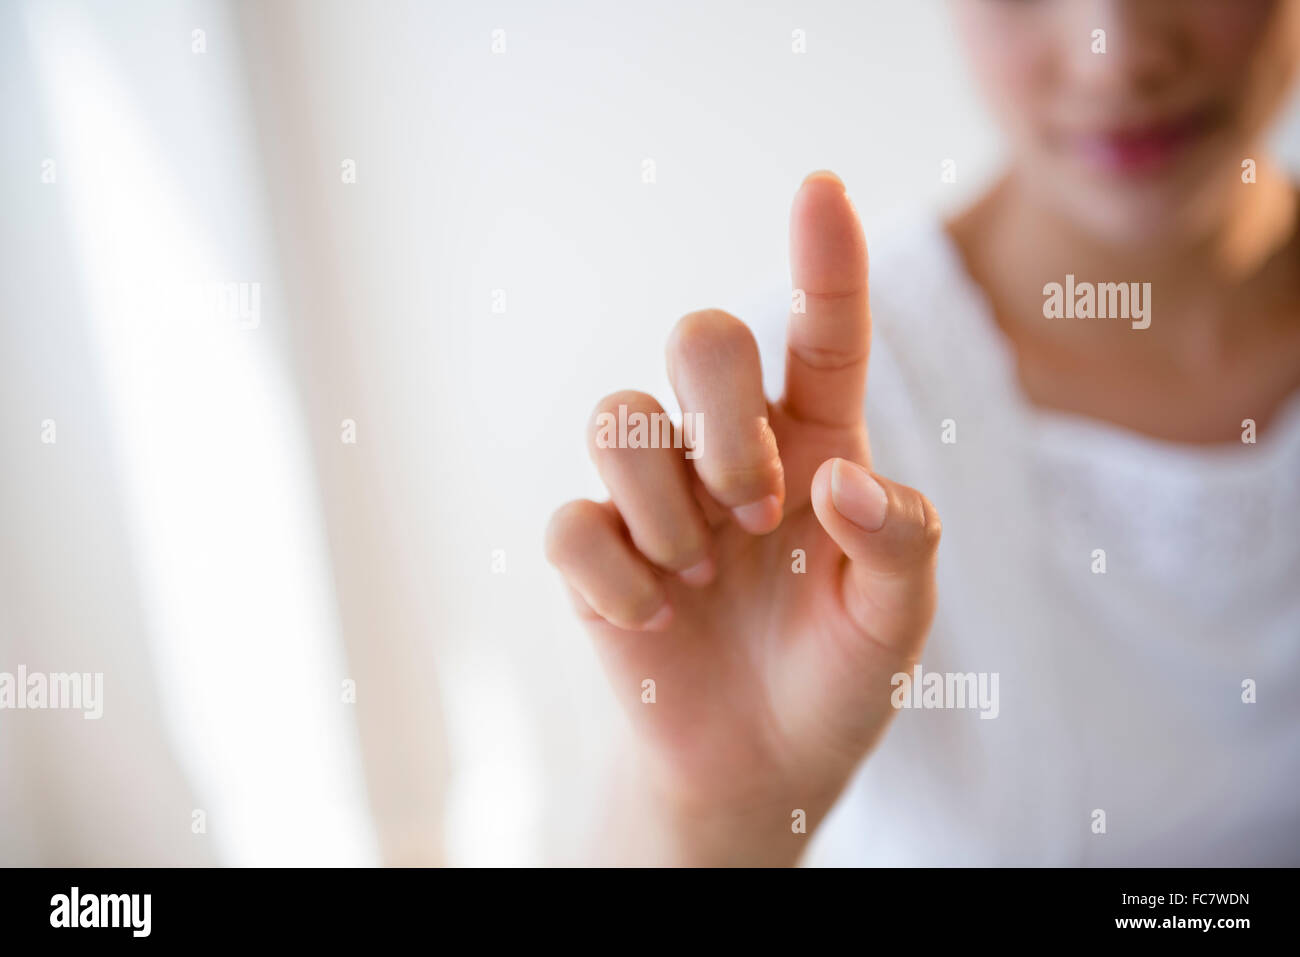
[1066,107,1220,177]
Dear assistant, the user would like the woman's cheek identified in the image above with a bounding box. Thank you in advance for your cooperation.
[1191,0,1287,73]
[954,3,1061,120]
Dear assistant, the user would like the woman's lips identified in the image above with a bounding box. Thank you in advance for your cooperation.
[1067,109,1217,176]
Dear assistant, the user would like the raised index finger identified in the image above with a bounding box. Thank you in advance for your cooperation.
[782,171,871,429]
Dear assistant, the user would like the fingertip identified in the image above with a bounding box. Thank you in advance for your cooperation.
[801,169,845,191]
[732,495,783,535]
[678,556,716,587]
[790,175,868,295]
[830,458,888,533]
[641,603,674,632]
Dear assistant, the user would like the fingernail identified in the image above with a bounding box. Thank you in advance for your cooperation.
[830,459,887,532]
[642,604,674,631]
[732,495,782,534]
[679,557,715,587]
[802,169,844,190]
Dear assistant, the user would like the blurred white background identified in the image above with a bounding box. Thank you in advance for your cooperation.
[3,0,1298,865]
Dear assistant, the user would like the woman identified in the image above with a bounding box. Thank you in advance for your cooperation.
[545,0,1300,864]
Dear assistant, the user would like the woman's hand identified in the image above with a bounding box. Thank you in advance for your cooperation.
[546,172,942,865]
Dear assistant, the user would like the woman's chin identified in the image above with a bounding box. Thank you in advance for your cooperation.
[1038,169,1231,250]
[1056,139,1248,247]
[1070,200,1190,247]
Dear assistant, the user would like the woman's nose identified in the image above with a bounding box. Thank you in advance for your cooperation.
[1063,0,1189,99]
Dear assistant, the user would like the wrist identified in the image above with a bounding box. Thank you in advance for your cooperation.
[616,764,840,867]
[647,793,820,867]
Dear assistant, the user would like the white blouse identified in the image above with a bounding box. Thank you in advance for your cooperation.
[752,219,1300,865]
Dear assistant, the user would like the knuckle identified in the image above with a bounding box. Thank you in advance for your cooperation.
[786,339,868,373]
[919,493,942,547]
[873,485,941,571]
[915,491,943,555]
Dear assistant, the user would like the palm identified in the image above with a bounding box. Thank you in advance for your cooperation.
[588,407,910,808]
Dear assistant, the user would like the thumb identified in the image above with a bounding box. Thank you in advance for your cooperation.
[809,457,942,656]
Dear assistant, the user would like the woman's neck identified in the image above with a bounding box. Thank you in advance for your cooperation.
[957,161,1300,363]
[947,160,1300,443]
